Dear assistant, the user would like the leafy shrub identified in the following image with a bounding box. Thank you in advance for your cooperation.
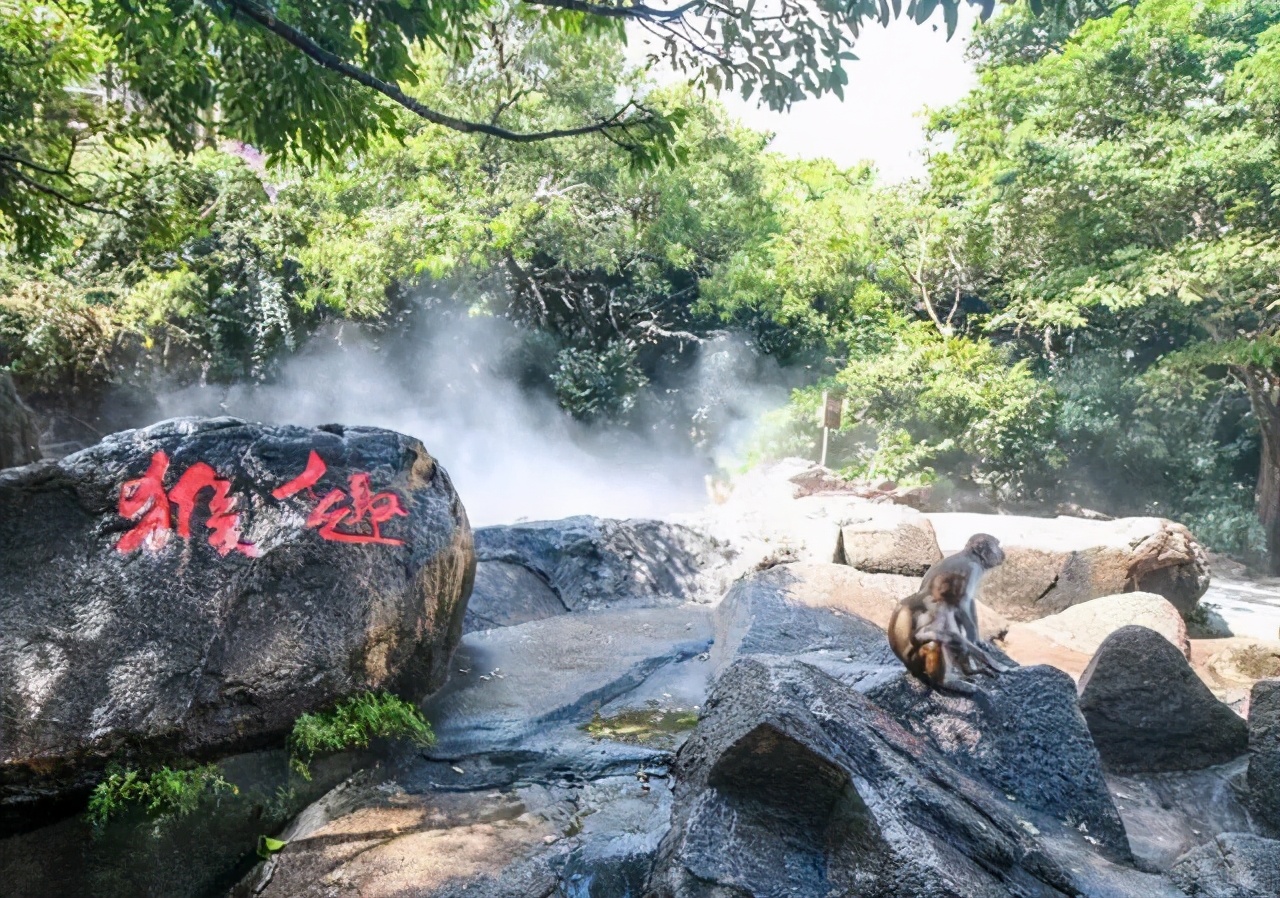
[288,691,434,780]
[762,328,1062,500]
[86,764,237,827]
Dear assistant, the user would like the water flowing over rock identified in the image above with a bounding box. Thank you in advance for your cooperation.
[0,417,474,826]
[228,535,1250,898]
[0,371,40,470]
[1078,626,1249,773]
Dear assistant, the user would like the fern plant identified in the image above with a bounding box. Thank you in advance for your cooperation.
[288,691,434,780]
[87,764,237,827]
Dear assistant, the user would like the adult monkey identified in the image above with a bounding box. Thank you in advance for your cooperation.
[925,533,1007,655]
[888,533,1010,691]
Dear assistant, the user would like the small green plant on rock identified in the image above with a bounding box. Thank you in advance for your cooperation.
[288,691,434,780]
[87,763,237,827]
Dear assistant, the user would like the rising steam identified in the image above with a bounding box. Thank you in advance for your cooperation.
[157,304,797,526]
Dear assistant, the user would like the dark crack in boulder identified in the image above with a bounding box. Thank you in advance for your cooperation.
[0,417,474,827]
[1079,625,1248,774]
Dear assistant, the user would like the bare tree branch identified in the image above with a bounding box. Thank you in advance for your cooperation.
[223,0,657,144]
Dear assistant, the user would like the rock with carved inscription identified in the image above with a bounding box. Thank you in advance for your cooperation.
[0,417,474,829]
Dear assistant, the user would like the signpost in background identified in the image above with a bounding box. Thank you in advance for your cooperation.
[819,391,845,468]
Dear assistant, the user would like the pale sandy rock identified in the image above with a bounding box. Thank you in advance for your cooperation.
[776,562,916,628]
[835,506,943,577]
[1200,638,1280,689]
[777,562,1007,640]
[249,787,566,898]
[998,627,1094,680]
[927,513,1210,620]
[1012,592,1189,659]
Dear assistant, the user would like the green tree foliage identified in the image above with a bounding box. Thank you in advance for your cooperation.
[0,3,127,256]
[929,0,1280,566]
[1,0,998,255]
[698,158,909,361]
[1,149,305,403]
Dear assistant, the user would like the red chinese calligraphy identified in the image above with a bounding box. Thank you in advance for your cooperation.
[276,450,408,545]
[116,451,257,557]
[116,451,173,554]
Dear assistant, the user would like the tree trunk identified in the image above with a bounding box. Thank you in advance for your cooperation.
[1240,365,1280,574]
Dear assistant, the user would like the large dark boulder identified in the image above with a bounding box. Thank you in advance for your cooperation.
[712,562,897,675]
[1078,625,1249,773]
[1170,832,1280,897]
[474,516,718,612]
[1247,677,1280,835]
[648,656,1180,898]
[463,560,567,633]
[0,417,474,826]
[0,371,40,469]
[866,665,1130,860]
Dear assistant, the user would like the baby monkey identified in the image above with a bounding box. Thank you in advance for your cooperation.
[888,567,1005,694]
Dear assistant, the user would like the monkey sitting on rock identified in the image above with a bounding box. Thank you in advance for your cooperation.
[888,533,1009,693]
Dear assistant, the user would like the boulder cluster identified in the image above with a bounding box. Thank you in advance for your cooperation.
[2,438,1278,898]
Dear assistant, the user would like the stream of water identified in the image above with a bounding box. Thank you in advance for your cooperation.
[1201,577,1280,640]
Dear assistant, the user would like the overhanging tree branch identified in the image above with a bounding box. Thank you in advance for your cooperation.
[519,0,706,21]
[223,0,658,143]
[0,161,119,216]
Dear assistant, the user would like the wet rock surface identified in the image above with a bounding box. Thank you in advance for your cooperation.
[648,655,1177,898]
[1,453,1260,898]
[475,516,721,611]
[464,560,567,633]
[866,664,1130,859]
[2,748,362,898]
[0,417,474,825]
[1107,759,1257,870]
[1079,626,1249,773]
[1170,832,1280,897]
[241,554,1207,898]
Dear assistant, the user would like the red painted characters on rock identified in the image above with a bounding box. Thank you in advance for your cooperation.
[273,450,408,546]
[116,451,258,557]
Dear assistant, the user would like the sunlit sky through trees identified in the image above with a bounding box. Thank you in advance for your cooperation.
[626,5,978,182]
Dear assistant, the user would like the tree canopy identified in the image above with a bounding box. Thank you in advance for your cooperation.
[1,0,1002,254]
[4,0,1280,571]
